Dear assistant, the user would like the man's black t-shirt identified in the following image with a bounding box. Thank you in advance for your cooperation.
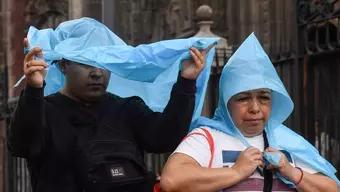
[8,76,196,192]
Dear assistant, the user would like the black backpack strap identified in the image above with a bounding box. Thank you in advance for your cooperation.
[263,130,273,192]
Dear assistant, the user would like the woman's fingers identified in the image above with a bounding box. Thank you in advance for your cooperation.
[243,147,264,166]
[253,153,263,161]
[265,147,278,152]
[254,159,264,167]
[246,147,262,155]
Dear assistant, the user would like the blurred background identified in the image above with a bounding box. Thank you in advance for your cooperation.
[0,0,339,191]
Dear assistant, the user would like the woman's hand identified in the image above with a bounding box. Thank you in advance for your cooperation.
[232,147,264,180]
[264,147,302,183]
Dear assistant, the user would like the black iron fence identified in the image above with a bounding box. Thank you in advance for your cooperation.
[4,98,31,192]
[303,52,340,178]
[298,0,340,177]
[6,156,31,192]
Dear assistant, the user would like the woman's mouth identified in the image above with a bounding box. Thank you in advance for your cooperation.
[244,119,263,125]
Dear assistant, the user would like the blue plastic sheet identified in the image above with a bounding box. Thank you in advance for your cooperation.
[26,17,218,122]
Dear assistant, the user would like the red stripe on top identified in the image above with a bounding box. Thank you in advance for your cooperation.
[182,128,214,168]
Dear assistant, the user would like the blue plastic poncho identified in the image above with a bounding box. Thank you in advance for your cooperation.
[192,33,340,187]
[25,17,218,121]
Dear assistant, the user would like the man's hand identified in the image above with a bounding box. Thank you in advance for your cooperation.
[180,47,206,80]
[23,38,48,88]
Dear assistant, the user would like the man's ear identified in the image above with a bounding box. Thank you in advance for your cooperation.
[57,59,67,74]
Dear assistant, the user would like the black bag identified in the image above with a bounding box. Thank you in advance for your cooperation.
[70,114,150,191]
[86,139,147,186]
[73,136,154,192]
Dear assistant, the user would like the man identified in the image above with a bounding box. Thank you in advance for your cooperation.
[8,18,212,192]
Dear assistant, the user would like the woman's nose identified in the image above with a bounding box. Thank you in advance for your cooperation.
[249,99,260,113]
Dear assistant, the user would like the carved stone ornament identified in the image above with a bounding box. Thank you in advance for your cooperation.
[25,0,68,30]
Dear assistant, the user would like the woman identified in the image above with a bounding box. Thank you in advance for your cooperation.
[160,33,340,192]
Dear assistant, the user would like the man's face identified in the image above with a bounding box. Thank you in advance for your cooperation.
[227,89,272,137]
[62,61,111,104]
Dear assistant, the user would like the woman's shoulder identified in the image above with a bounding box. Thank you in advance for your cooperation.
[190,126,237,141]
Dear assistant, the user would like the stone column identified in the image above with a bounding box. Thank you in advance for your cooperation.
[69,0,102,21]
[193,5,232,117]
[69,0,83,19]
[102,0,115,30]
[194,5,232,66]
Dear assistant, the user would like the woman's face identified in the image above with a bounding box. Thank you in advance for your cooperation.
[227,88,272,137]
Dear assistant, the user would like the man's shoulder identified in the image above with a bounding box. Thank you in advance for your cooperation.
[106,93,146,105]
[44,92,62,103]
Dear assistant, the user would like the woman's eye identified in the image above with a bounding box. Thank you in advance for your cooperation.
[259,96,271,103]
[237,97,249,102]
